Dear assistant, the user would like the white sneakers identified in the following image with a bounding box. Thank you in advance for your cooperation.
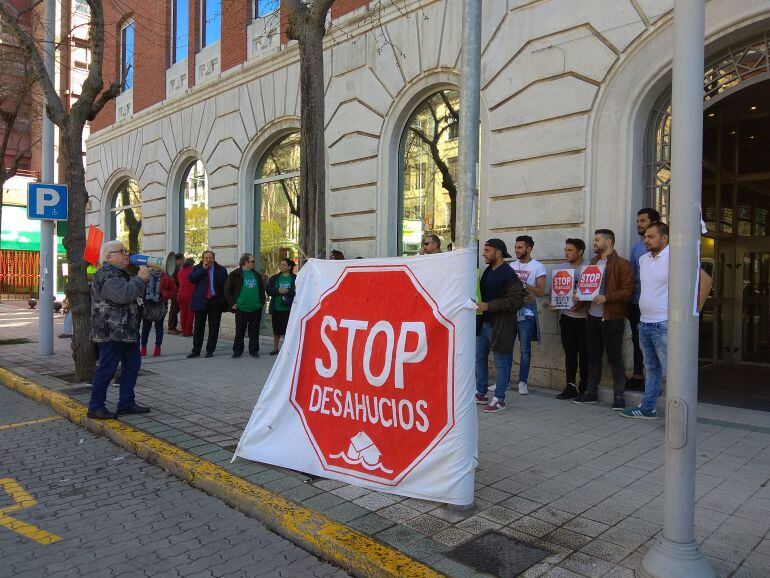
[518,382,529,395]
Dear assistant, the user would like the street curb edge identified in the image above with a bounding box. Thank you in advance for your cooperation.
[0,367,445,578]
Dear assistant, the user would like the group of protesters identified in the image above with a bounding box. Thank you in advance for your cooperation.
[474,208,712,419]
[85,241,298,420]
[85,212,710,422]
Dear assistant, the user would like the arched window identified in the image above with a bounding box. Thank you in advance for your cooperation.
[110,178,142,253]
[644,94,671,224]
[398,89,459,255]
[645,33,770,225]
[255,132,300,274]
[179,160,208,262]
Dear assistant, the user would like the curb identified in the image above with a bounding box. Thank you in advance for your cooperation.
[0,367,444,578]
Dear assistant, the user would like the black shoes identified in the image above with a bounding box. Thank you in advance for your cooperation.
[232,352,242,358]
[187,352,200,358]
[572,393,599,404]
[269,350,279,356]
[556,384,579,400]
[87,408,117,420]
[205,352,214,358]
[612,397,626,411]
[116,404,151,416]
[250,352,260,358]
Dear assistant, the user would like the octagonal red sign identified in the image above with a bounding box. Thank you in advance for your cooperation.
[577,265,603,297]
[290,265,455,485]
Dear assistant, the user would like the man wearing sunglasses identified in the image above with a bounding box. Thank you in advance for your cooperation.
[88,240,151,420]
[419,234,442,255]
[225,253,266,358]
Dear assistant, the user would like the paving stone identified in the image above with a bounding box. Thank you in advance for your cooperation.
[403,514,451,536]
[432,527,475,547]
[561,517,610,538]
[345,512,394,535]
[579,539,633,563]
[508,516,556,538]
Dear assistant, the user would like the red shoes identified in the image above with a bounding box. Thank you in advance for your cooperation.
[153,346,161,357]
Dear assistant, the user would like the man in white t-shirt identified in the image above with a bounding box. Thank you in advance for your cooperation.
[621,222,669,419]
[510,235,546,395]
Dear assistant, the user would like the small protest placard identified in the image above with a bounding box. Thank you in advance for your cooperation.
[576,264,605,301]
[551,268,575,310]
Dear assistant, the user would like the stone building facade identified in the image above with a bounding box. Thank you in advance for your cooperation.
[85,0,770,392]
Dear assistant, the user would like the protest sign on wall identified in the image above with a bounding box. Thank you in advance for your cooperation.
[234,250,478,505]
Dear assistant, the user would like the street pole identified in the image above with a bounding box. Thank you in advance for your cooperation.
[640,1,713,576]
[38,0,56,356]
[456,0,481,249]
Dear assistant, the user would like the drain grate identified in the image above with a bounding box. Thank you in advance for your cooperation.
[447,531,551,577]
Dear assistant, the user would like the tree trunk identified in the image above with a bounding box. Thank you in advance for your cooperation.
[297,25,327,261]
[60,122,96,382]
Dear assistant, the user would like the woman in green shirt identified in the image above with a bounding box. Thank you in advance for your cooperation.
[266,258,297,355]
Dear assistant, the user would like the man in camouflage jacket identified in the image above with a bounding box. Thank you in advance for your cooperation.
[87,240,151,420]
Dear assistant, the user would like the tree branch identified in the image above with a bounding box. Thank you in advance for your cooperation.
[0,0,66,124]
[88,82,122,121]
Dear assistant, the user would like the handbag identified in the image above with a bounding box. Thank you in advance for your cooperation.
[142,299,168,322]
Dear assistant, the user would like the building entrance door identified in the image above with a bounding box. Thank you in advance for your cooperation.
[737,242,770,364]
[699,238,737,366]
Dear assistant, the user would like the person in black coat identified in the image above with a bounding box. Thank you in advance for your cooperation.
[187,250,228,358]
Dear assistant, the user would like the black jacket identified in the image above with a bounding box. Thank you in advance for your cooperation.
[188,262,228,311]
[478,265,527,352]
[224,268,266,312]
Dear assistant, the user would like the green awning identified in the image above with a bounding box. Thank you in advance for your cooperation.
[1,205,66,253]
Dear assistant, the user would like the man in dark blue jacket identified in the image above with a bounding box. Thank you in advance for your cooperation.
[187,250,228,358]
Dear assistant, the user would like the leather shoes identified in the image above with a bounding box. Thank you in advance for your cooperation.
[87,408,117,420]
[116,404,150,415]
[250,352,260,358]
[232,352,242,358]
[187,352,200,358]
[205,352,214,358]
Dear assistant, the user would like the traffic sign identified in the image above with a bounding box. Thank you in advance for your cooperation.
[551,268,575,309]
[27,183,68,221]
[290,266,455,485]
[577,264,605,301]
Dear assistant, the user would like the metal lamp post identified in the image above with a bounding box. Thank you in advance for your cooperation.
[641,1,714,575]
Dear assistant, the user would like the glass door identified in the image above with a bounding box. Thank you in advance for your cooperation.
[699,237,738,366]
[737,245,770,364]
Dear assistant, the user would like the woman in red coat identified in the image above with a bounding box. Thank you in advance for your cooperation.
[176,258,195,337]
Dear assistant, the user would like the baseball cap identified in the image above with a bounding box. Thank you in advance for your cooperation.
[484,238,511,259]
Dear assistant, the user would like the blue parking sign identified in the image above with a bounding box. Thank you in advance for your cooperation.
[27,183,68,221]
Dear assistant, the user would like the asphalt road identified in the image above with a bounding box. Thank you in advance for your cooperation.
[0,387,348,578]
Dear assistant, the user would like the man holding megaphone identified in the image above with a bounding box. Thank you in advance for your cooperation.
[87,240,152,420]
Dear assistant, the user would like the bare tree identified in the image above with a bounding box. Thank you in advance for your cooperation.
[282,0,336,261]
[0,23,40,250]
[407,91,459,238]
[0,0,122,381]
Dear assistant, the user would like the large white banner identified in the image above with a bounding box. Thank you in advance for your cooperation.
[234,249,478,505]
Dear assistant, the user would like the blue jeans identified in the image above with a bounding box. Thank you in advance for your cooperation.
[89,339,142,411]
[513,315,536,384]
[476,322,513,400]
[639,321,668,411]
[63,310,73,335]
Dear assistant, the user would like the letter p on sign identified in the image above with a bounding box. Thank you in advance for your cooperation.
[27,183,68,221]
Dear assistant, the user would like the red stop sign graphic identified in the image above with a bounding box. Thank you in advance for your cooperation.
[552,270,573,296]
[290,266,455,485]
[578,265,603,295]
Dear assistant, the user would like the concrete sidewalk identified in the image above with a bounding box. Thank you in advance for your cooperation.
[1,301,769,577]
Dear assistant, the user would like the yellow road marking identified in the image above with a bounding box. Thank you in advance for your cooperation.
[0,416,61,431]
[0,367,441,577]
[0,478,62,545]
